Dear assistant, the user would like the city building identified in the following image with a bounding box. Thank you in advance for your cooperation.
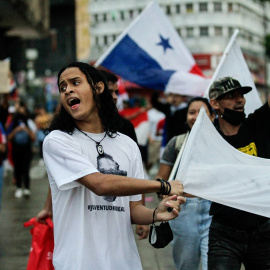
[0,0,76,112]
[89,0,270,99]
[0,0,50,72]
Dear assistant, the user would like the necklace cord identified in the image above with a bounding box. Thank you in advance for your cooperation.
[77,129,106,155]
[77,129,106,144]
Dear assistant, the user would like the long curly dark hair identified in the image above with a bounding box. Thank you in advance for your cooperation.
[49,62,121,137]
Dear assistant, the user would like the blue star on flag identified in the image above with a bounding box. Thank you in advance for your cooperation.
[156,34,173,53]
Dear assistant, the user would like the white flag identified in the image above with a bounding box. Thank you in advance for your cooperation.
[95,1,210,96]
[176,108,270,218]
[204,29,262,115]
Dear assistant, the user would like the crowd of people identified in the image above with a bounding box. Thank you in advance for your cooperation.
[1,61,270,270]
[0,96,51,201]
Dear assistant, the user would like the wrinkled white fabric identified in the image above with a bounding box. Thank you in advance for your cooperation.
[176,108,270,218]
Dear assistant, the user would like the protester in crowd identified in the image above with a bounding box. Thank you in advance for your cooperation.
[98,70,138,143]
[119,96,150,171]
[151,91,188,146]
[0,121,7,209]
[37,70,149,238]
[34,106,51,165]
[146,99,165,171]
[4,105,16,177]
[38,62,185,269]
[7,101,36,198]
[99,69,150,239]
[37,70,150,239]
[156,97,215,270]
[0,94,10,128]
[208,76,270,269]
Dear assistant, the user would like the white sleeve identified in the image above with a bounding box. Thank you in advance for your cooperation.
[27,119,37,133]
[43,134,98,190]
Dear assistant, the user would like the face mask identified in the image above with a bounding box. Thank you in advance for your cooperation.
[221,108,246,126]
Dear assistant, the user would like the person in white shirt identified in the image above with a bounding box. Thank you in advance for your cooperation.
[39,62,185,270]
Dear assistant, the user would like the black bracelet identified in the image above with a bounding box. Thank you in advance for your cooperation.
[165,181,171,195]
[156,178,164,196]
[156,178,171,196]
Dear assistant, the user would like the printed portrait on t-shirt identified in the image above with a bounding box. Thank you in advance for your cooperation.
[97,153,127,202]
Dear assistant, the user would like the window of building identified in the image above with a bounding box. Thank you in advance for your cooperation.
[176,4,180,14]
[177,28,181,36]
[104,35,108,45]
[248,33,253,42]
[103,13,107,22]
[234,3,240,12]
[186,3,193,13]
[120,10,125,20]
[228,3,233,12]
[186,27,194,37]
[239,30,245,39]
[228,27,234,36]
[214,2,222,12]
[166,5,171,15]
[95,36,99,45]
[214,26,222,36]
[129,10,134,19]
[199,3,208,12]
[200,26,209,36]
[111,11,117,21]
[94,14,98,23]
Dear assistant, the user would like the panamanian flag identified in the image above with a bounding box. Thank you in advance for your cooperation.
[95,1,210,96]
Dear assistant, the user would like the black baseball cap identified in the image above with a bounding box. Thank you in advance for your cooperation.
[209,77,252,100]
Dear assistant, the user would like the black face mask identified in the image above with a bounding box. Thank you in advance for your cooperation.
[221,108,246,126]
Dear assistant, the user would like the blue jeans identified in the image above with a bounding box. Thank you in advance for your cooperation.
[169,198,212,270]
[208,219,270,270]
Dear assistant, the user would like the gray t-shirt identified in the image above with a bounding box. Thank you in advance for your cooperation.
[160,133,187,166]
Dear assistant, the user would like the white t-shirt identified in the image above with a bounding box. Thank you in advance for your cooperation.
[147,108,165,141]
[43,129,144,270]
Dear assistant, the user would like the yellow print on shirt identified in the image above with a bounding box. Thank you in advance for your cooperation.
[238,142,257,156]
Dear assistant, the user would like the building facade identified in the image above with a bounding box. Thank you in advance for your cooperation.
[89,0,270,93]
[0,0,50,72]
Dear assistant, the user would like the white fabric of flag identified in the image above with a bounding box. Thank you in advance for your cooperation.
[176,107,270,218]
[204,29,262,115]
[95,1,210,96]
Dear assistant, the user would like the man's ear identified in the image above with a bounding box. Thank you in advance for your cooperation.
[96,81,105,94]
[210,99,220,110]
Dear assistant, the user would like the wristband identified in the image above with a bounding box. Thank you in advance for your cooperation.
[156,178,171,196]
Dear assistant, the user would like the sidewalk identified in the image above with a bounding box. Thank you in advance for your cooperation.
[0,157,176,270]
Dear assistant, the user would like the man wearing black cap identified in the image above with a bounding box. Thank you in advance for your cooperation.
[208,76,270,269]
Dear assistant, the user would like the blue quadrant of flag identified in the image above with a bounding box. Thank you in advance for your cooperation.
[102,35,175,90]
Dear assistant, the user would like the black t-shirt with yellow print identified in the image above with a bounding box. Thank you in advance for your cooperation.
[210,102,270,229]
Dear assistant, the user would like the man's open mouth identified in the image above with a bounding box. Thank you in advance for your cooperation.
[68,98,80,106]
